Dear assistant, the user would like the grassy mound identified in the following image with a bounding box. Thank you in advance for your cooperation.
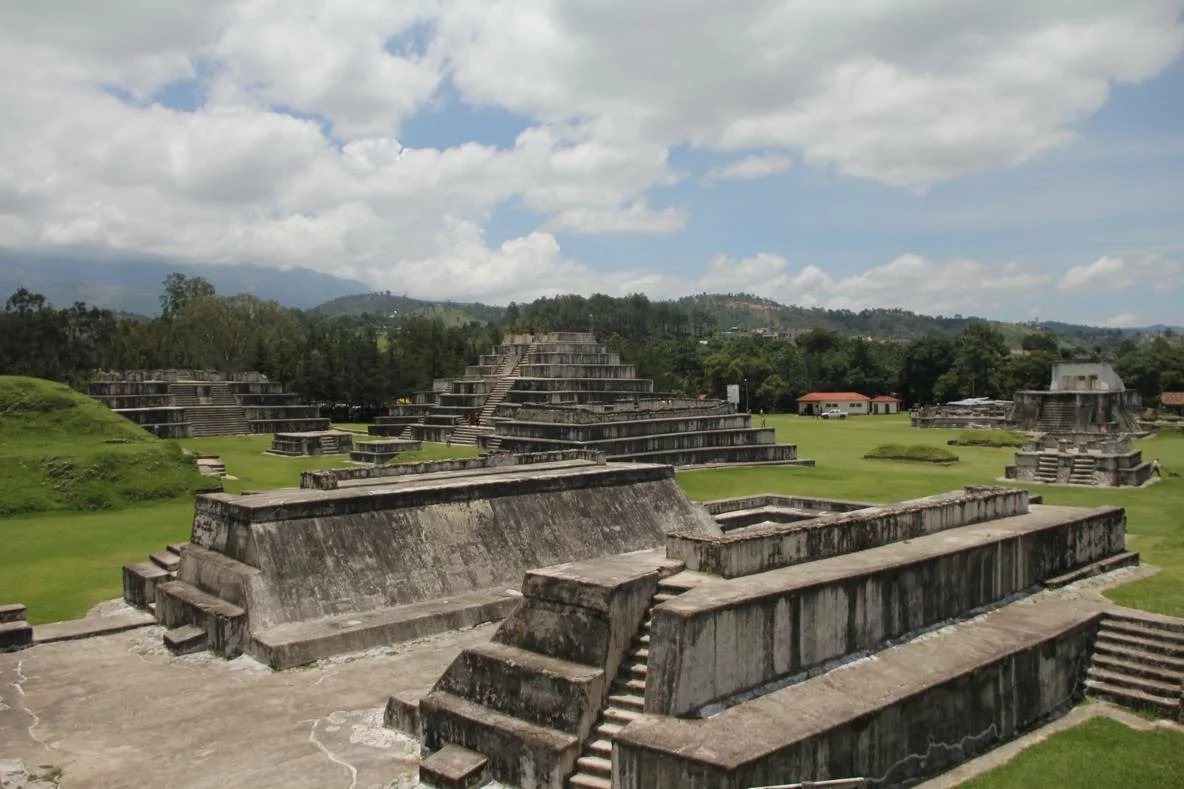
[0,376,207,515]
[863,443,959,463]
[949,430,1029,448]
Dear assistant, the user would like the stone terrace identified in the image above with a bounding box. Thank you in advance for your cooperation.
[415,484,1137,788]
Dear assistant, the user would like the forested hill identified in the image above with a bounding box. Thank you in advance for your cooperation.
[314,289,1148,350]
[313,292,505,326]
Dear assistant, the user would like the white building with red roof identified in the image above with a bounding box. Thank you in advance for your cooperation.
[796,391,871,416]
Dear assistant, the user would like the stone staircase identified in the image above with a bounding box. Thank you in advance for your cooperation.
[449,345,533,446]
[1069,455,1098,485]
[566,579,686,789]
[317,433,350,454]
[122,542,188,610]
[1037,400,1076,432]
[1086,611,1184,720]
[186,407,250,436]
[1036,454,1060,483]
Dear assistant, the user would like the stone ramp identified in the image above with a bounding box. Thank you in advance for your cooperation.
[613,598,1101,789]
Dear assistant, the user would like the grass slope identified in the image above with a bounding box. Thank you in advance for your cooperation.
[0,376,207,516]
[0,431,480,623]
[959,716,1184,788]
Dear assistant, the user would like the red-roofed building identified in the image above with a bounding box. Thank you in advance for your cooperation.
[796,391,871,416]
[1163,392,1184,415]
[870,395,902,415]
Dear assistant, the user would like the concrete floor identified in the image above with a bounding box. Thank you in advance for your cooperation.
[0,620,499,789]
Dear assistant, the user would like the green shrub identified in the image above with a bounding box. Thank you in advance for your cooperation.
[863,443,959,463]
[949,430,1029,448]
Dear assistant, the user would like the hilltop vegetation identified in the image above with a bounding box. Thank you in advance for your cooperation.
[0,376,207,515]
[314,291,505,325]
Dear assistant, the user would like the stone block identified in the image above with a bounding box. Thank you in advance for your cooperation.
[419,690,580,789]
[433,642,605,736]
[0,603,27,624]
[0,619,33,650]
[419,744,491,789]
[164,624,208,655]
[122,562,170,608]
[384,690,424,735]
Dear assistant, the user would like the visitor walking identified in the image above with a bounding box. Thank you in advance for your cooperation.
[1151,457,1161,477]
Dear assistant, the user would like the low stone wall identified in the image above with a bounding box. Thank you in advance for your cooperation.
[497,414,750,439]
[647,503,1123,716]
[667,486,1030,578]
[615,600,1098,788]
[349,439,422,464]
[247,418,330,434]
[301,449,606,490]
[269,431,353,456]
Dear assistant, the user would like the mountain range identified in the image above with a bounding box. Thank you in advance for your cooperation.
[2,251,1178,346]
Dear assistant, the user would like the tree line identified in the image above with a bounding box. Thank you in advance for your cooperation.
[2,276,1182,412]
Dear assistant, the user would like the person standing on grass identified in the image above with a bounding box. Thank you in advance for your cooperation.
[1151,457,1161,477]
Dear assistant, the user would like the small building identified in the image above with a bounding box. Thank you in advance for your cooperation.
[870,395,902,415]
[1162,392,1184,415]
[797,391,871,416]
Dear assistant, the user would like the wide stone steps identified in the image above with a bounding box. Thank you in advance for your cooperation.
[123,543,187,609]
[566,581,686,788]
[1086,612,1184,720]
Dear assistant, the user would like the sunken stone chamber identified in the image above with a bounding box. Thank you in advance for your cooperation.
[149,451,720,668]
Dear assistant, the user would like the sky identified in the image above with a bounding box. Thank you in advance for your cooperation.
[1,1,1183,326]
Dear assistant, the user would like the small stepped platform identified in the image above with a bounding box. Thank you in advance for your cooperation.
[164,624,208,655]
[155,580,247,658]
[349,438,422,464]
[420,744,491,789]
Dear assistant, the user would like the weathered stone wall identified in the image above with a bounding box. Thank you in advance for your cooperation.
[301,449,606,489]
[1010,390,1143,433]
[497,414,751,440]
[614,601,1098,788]
[189,462,718,631]
[647,504,1123,716]
[667,486,1030,578]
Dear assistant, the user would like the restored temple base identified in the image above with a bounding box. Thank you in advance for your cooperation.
[1005,433,1152,487]
[130,451,719,668]
[90,369,328,438]
[349,438,422,464]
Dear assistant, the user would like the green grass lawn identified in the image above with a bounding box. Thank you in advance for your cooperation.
[957,716,1184,788]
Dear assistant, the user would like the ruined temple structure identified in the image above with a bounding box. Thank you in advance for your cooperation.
[121,451,719,669]
[370,332,657,445]
[911,397,1015,429]
[368,332,804,466]
[484,398,808,467]
[408,483,1142,788]
[89,369,328,438]
[1009,361,1143,434]
[1005,433,1152,487]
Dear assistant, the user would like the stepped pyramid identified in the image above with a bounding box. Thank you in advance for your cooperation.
[89,369,328,438]
[370,332,807,467]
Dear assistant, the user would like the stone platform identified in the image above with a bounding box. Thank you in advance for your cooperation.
[349,438,422,464]
[139,451,719,668]
[268,429,354,456]
[1005,433,1152,487]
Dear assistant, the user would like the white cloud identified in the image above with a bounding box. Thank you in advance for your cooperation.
[0,0,1181,305]
[687,252,1054,315]
[1103,313,1140,328]
[705,154,794,182]
[1059,255,1182,291]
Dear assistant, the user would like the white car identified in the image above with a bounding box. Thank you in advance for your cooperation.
[819,409,847,419]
